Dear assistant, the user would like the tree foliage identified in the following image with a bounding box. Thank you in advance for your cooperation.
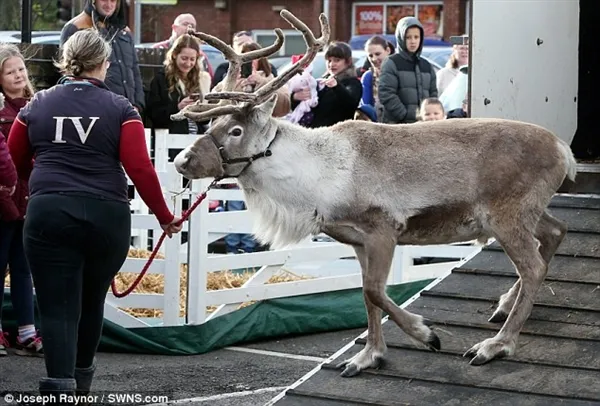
[0,0,66,32]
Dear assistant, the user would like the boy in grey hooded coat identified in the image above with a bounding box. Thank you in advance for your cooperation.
[378,16,438,124]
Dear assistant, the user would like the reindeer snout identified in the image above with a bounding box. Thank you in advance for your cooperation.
[173,138,225,180]
[174,148,190,174]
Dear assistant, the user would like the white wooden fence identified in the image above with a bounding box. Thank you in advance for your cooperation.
[99,129,483,328]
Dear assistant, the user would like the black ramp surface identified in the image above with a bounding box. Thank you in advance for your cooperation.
[282,367,599,406]
[425,272,599,310]
[464,247,600,282]
[272,193,600,405]
[488,231,598,258]
[546,207,600,231]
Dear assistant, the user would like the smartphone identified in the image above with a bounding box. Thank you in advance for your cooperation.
[189,93,201,101]
[241,62,253,78]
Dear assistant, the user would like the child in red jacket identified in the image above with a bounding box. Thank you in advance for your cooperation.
[0,44,43,357]
[0,95,17,197]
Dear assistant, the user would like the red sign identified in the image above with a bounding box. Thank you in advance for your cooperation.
[354,5,384,35]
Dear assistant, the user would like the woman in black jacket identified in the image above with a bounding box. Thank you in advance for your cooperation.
[146,34,211,136]
[291,42,362,128]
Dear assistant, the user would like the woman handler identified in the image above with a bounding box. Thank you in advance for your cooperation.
[8,29,182,398]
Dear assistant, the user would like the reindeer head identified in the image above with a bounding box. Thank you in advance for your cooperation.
[171,10,330,180]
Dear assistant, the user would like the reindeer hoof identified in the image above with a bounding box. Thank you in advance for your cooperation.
[488,310,508,323]
[421,319,441,351]
[336,358,362,377]
[463,337,514,366]
[469,349,509,366]
[427,331,441,351]
[335,359,350,370]
[338,356,384,377]
[340,363,361,377]
[335,351,385,378]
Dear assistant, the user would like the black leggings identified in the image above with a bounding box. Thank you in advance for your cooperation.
[23,193,130,381]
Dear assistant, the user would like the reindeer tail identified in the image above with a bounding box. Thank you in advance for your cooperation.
[556,139,577,182]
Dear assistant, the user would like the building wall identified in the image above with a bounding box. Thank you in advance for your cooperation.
[141,0,466,47]
[141,0,322,44]
[443,0,467,37]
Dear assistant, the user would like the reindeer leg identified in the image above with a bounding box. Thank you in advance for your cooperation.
[355,235,440,369]
[489,210,567,323]
[465,210,565,365]
[361,238,440,353]
[336,246,387,377]
[489,280,520,323]
[320,222,439,376]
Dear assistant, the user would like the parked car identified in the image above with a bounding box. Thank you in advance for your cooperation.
[197,44,226,74]
[268,56,292,72]
[420,46,453,68]
[0,30,61,45]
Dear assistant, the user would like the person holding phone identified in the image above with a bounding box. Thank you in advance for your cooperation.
[147,33,211,138]
[291,41,362,128]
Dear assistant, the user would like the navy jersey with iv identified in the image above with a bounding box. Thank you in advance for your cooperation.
[17,79,141,202]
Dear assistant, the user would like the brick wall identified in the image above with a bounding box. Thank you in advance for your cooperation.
[141,0,466,46]
[141,0,323,44]
[443,0,467,38]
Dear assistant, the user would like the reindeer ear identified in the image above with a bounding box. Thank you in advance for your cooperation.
[255,93,278,117]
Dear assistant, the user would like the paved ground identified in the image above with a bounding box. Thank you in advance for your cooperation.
[0,327,366,406]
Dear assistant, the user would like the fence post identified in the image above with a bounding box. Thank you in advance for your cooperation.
[162,165,184,326]
[389,246,411,284]
[185,178,211,324]
[154,129,169,173]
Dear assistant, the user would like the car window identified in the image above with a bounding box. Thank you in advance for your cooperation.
[201,48,226,72]
[421,48,453,68]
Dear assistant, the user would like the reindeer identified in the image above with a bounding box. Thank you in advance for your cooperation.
[171,10,577,377]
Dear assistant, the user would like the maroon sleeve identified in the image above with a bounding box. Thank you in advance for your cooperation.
[0,131,17,189]
[6,118,33,180]
[119,120,175,225]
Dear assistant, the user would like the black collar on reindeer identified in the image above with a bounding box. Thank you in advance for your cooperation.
[210,129,278,178]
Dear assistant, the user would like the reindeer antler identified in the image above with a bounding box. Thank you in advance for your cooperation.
[170,10,330,123]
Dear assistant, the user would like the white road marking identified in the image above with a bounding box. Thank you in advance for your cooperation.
[148,387,288,405]
[224,346,326,363]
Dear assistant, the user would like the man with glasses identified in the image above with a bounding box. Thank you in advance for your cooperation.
[153,13,213,77]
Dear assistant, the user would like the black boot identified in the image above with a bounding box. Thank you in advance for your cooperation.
[39,377,76,405]
[74,360,96,395]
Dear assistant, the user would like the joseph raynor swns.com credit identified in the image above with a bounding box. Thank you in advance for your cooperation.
[3,392,170,405]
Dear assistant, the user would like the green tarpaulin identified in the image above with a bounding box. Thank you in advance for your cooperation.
[1,279,433,355]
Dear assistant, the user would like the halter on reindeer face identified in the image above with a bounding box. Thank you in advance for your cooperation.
[170,10,330,181]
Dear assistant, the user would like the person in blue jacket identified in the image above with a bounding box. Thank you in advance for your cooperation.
[360,35,394,122]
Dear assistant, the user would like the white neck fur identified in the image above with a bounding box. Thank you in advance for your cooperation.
[238,120,357,249]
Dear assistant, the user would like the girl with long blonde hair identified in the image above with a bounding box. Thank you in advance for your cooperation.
[0,43,42,358]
